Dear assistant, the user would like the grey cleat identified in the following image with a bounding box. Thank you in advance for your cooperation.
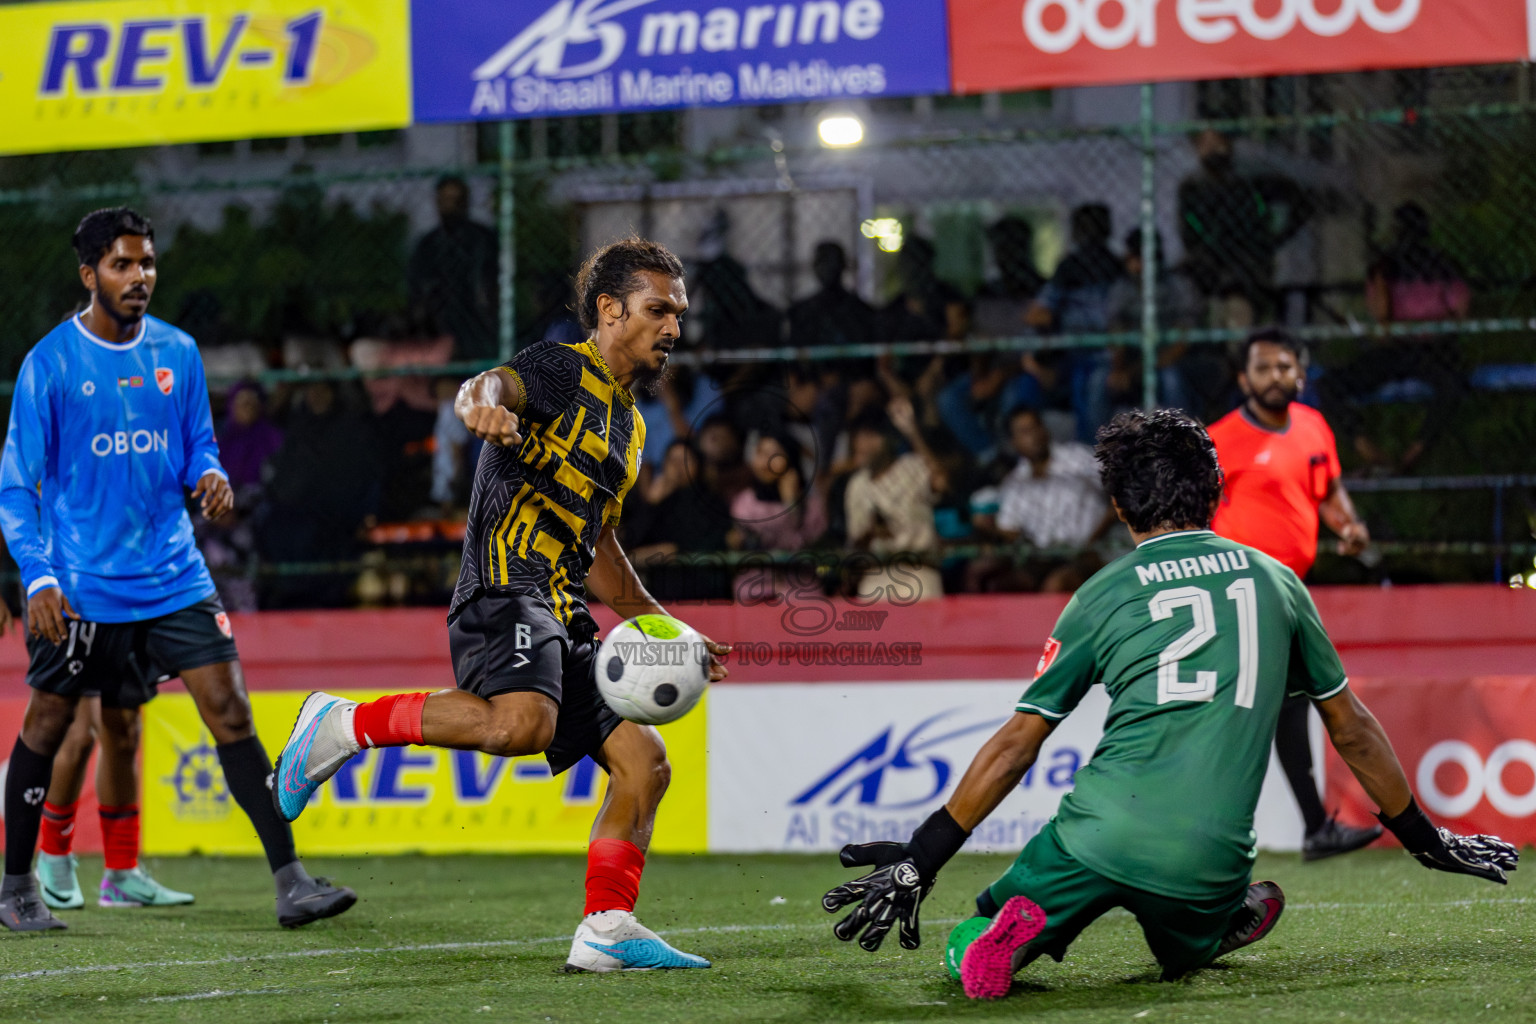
[275,862,357,928]
[1,876,68,932]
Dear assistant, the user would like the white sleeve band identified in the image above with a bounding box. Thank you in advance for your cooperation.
[1015,702,1067,720]
[26,576,59,597]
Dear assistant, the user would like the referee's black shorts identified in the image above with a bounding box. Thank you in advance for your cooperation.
[23,594,241,709]
[448,589,623,775]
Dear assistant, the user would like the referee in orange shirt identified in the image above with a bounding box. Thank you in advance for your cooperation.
[1208,327,1382,860]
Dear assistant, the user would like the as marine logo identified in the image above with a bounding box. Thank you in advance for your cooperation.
[155,367,174,395]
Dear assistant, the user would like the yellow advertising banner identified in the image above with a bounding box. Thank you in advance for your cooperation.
[142,691,708,855]
[0,0,411,156]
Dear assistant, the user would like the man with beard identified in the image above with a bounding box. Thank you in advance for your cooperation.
[273,238,730,972]
[0,208,356,931]
[1207,327,1377,861]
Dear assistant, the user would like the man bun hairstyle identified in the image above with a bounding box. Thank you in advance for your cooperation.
[73,207,154,267]
[575,237,685,332]
[1095,409,1224,533]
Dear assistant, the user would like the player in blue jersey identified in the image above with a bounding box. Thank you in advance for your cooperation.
[0,208,356,932]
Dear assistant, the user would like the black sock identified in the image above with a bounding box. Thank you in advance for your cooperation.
[1275,695,1328,834]
[4,737,54,877]
[217,736,298,873]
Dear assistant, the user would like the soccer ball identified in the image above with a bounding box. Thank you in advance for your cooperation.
[595,614,711,726]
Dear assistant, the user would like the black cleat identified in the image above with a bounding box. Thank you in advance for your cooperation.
[1214,880,1284,960]
[0,888,68,932]
[277,874,357,928]
[1303,818,1383,862]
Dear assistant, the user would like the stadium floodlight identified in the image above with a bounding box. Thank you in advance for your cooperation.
[818,113,864,148]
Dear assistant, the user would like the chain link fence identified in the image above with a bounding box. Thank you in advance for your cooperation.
[3,64,1535,608]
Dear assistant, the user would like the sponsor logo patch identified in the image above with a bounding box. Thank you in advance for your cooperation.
[1035,637,1061,679]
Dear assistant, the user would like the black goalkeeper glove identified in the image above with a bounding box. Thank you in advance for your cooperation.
[821,807,970,952]
[1378,797,1520,885]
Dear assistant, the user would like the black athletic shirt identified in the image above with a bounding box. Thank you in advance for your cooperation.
[451,338,645,628]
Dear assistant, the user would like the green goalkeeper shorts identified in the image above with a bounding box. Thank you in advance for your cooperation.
[982,821,1248,978]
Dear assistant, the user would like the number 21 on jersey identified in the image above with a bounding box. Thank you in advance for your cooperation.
[1149,578,1258,708]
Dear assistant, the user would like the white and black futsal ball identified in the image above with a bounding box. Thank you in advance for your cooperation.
[595,614,710,725]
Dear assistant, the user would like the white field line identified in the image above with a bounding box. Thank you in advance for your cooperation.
[3,897,1528,985]
[142,988,287,1003]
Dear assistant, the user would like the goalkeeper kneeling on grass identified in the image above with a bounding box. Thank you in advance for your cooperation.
[822,409,1518,1001]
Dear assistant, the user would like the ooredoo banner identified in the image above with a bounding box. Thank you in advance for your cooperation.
[949,0,1530,94]
[1324,677,1536,846]
[0,0,412,156]
[410,0,952,122]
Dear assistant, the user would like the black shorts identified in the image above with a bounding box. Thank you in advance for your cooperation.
[448,590,623,776]
[24,595,240,709]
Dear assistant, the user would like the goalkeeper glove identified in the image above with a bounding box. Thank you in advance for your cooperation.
[1377,797,1520,884]
[821,807,970,952]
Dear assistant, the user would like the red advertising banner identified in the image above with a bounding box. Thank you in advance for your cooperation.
[949,0,1530,94]
[1324,677,1536,847]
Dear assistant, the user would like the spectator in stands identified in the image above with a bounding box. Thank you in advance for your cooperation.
[729,433,826,605]
[1027,203,1124,442]
[522,270,584,348]
[729,433,824,552]
[201,382,282,612]
[217,382,283,496]
[1103,227,1206,415]
[407,175,498,360]
[622,439,732,601]
[967,407,1112,593]
[941,216,1057,463]
[881,236,967,345]
[695,414,751,504]
[1319,202,1470,472]
[1178,129,1312,318]
[844,396,946,602]
[258,381,384,607]
[787,241,877,351]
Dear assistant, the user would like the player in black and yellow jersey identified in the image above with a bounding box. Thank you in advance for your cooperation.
[272,238,730,972]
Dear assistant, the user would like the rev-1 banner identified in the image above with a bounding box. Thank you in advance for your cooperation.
[410,0,951,122]
[949,0,1530,94]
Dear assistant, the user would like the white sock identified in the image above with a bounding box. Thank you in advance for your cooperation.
[336,702,362,752]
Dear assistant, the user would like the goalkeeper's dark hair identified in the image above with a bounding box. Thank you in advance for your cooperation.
[1094,409,1224,533]
[575,237,686,332]
[73,207,154,267]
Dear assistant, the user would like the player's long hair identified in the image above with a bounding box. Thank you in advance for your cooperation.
[1095,409,1223,533]
[73,207,154,267]
[575,237,685,332]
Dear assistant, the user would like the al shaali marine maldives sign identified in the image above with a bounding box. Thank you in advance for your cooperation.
[410,0,951,122]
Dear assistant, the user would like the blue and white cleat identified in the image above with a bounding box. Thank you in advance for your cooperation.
[37,852,84,910]
[271,691,360,822]
[563,910,712,972]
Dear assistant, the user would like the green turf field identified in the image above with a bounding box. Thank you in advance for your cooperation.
[0,851,1528,1024]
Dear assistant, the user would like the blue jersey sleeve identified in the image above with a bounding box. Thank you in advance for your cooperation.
[0,353,59,595]
[179,348,225,489]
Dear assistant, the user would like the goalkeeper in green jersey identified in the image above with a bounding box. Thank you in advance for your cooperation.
[822,409,1518,1000]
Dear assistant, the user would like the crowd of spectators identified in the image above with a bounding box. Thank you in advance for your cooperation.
[199,150,1472,609]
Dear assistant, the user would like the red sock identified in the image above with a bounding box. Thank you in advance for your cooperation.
[100,804,139,871]
[352,692,428,748]
[39,801,79,857]
[584,838,645,916]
